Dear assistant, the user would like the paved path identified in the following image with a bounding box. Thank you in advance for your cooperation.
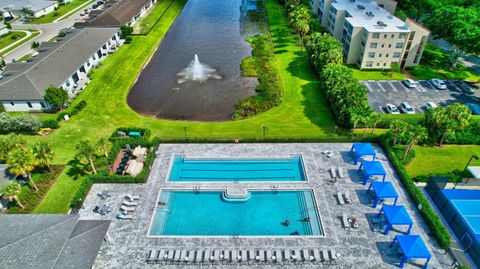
[53,0,95,23]
[430,37,480,76]
[0,30,34,55]
[3,7,86,63]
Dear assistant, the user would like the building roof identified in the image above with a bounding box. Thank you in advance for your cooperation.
[0,0,57,13]
[332,0,410,33]
[0,214,110,269]
[0,27,118,101]
[76,0,151,27]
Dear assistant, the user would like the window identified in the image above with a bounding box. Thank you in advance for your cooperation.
[388,44,391,48]
[399,33,408,38]
[383,63,387,66]
[384,34,387,38]
[393,52,401,58]
[10,102,14,106]
[377,63,380,66]
[368,52,375,58]
[372,33,380,39]
[381,44,385,48]
[27,102,32,108]
[386,53,389,57]
[379,53,382,57]
[391,34,395,38]
[396,42,404,48]
[366,61,373,67]
[40,102,46,108]
[370,42,377,48]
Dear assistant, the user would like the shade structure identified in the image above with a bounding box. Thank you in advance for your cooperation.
[358,160,386,185]
[350,143,376,165]
[467,166,480,180]
[378,205,413,235]
[367,181,398,208]
[389,235,431,269]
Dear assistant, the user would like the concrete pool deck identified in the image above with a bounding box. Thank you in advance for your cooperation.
[80,143,454,268]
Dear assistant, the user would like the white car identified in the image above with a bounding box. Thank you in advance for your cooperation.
[403,79,418,88]
[399,102,415,114]
[431,79,447,90]
[425,102,437,110]
[386,104,400,114]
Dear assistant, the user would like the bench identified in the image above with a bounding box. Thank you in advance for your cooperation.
[337,192,346,205]
[336,166,344,178]
[341,213,350,228]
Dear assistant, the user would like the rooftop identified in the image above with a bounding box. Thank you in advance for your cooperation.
[332,0,409,33]
[75,0,151,27]
[0,0,56,12]
[0,27,118,101]
[0,214,110,269]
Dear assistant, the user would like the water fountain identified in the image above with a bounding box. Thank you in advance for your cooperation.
[177,54,221,83]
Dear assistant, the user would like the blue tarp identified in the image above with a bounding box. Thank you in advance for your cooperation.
[358,161,386,185]
[367,181,398,208]
[128,131,141,138]
[390,235,431,268]
[350,143,376,164]
[378,205,413,235]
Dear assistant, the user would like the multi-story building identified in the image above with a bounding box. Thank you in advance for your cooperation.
[310,0,429,69]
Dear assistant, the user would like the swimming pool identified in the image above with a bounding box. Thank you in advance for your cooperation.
[168,155,306,182]
[150,190,322,236]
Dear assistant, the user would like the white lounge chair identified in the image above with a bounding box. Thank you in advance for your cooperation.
[337,192,346,205]
[146,250,155,261]
[179,249,186,262]
[125,194,140,201]
[294,250,301,262]
[330,166,336,178]
[204,250,210,263]
[214,250,220,263]
[341,213,350,228]
[240,250,247,262]
[337,166,344,178]
[329,250,338,264]
[186,250,194,263]
[174,250,181,262]
[194,250,203,263]
[321,250,330,262]
[224,250,231,263]
[158,250,165,262]
[167,250,175,262]
[120,205,136,212]
[272,250,280,263]
[255,250,261,263]
[313,249,321,262]
[282,250,289,264]
[122,200,138,206]
[231,250,237,264]
[248,250,255,264]
[117,213,133,219]
[266,250,272,263]
[344,191,352,204]
[303,249,311,262]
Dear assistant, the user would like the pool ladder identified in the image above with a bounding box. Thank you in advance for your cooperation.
[193,186,200,194]
[271,185,279,194]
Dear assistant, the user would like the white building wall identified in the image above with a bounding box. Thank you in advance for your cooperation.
[32,4,58,18]
[0,27,9,36]
[2,100,48,112]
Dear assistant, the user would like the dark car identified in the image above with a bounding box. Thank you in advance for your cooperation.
[466,103,480,115]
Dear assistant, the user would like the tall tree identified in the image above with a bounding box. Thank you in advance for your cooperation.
[43,86,68,111]
[7,148,38,192]
[32,142,55,171]
[369,114,381,135]
[0,181,24,209]
[426,6,480,67]
[306,32,343,74]
[31,41,40,51]
[425,104,471,145]
[0,134,26,161]
[389,120,409,146]
[96,137,109,158]
[75,139,97,174]
[403,125,428,160]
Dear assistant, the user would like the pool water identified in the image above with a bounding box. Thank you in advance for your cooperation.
[168,155,306,182]
[150,190,322,236]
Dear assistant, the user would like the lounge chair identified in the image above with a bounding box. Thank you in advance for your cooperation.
[120,205,136,212]
[204,250,211,263]
[231,250,237,264]
[272,250,280,263]
[341,213,350,228]
[174,250,181,262]
[330,166,336,178]
[194,250,203,263]
[240,250,247,262]
[294,250,301,262]
[261,250,267,263]
[248,250,255,264]
[337,192,346,205]
[313,249,321,262]
[336,166,344,178]
[255,250,261,263]
[146,250,155,262]
[321,250,330,263]
[303,249,312,262]
[213,250,220,263]
[125,194,140,201]
[344,191,352,204]
[180,249,187,262]
[122,200,138,206]
[186,250,194,263]
[167,250,175,262]
[158,250,165,262]
[329,250,338,264]
[266,250,272,263]
[282,250,290,264]
[117,213,134,220]
[290,250,297,262]
[224,250,231,263]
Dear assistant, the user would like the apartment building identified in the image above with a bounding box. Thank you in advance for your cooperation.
[310,0,429,69]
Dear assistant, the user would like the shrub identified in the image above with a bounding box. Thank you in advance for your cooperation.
[0,113,42,134]
[56,111,68,121]
[0,103,5,113]
[41,119,59,129]
[124,36,133,44]
[44,85,68,111]
[70,100,87,116]
[109,127,151,141]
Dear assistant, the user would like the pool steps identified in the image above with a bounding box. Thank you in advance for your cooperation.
[222,187,250,202]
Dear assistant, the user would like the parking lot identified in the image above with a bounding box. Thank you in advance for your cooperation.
[363,80,480,114]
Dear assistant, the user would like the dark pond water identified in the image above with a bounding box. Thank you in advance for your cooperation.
[127,0,264,121]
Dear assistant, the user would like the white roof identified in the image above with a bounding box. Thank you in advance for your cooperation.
[0,0,56,12]
[468,166,480,180]
[332,0,410,33]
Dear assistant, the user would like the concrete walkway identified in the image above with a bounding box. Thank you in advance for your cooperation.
[0,30,36,55]
[53,0,95,23]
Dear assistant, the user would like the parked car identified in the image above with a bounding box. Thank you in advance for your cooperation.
[431,79,447,90]
[402,79,418,88]
[424,102,437,110]
[386,104,400,114]
[399,102,415,114]
[457,81,474,94]
[466,103,480,115]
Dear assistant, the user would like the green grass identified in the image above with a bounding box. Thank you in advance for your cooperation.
[29,0,94,24]
[348,65,408,80]
[30,0,335,213]
[240,56,257,77]
[0,30,40,57]
[16,53,33,62]
[134,0,177,34]
[0,31,27,51]
[406,145,480,177]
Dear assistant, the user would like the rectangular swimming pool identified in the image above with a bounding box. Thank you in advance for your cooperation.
[150,190,323,236]
[168,155,306,182]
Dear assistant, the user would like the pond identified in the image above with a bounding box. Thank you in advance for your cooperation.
[127,0,265,121]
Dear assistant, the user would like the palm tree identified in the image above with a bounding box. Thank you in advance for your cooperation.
[0,181,24,209]
[96,137,109,158]
[370,114,381,135]
[362,114,371,136]
[403,125,428,160]
[32,142,55,171]
[31,41,40,51]
[0,134,27,161]
[389,120,409,146]
[7,148,38,192]
[75,139,97,174]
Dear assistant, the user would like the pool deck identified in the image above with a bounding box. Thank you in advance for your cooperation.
[80,143,454,268]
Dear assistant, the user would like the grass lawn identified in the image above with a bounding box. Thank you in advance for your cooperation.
[16,53,33,62]
[0,31,27,51]
[0,30,40,57]
[406,145,480,178]
[134,0,176,34]
[348,65,407,81]
[30,0,335,213]
[29,0,94,24]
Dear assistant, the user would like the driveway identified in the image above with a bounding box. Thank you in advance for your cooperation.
[363,80,480,114]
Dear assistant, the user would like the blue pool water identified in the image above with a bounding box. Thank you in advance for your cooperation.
[150,190,322,236]
[168,155,306,182]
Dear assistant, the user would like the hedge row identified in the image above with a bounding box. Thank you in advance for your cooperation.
[109,127,151,141]
[57,100,87,121]
[380,135,451,249]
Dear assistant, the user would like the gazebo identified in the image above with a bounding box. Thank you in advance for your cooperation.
[358,160,386,185]
[367,181,398,208]
[389,235,431,269]
[350,143,376,165]
[377,205,413,235]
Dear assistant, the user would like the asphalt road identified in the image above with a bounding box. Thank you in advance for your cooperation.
[363,80,480,114]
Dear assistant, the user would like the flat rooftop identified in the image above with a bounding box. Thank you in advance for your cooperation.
[79,143,454,268]
[332,0,409,32]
